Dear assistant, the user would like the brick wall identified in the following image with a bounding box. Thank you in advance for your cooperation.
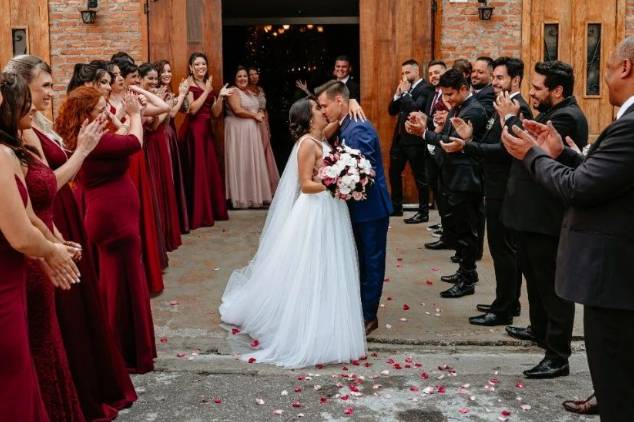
[439,0,523,61]
[47,0,146,113]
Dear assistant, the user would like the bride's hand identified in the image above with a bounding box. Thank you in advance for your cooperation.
[348,99,366,122]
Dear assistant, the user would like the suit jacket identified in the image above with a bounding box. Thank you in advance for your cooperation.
[423,95,488,194]
[463,94,533,199]
[344,77,360,102]
[340,116,393,223]
[473,84,495,119]
[523,102,634,311]
[422,85,445,132]
[388,79,431,147]
[502,96,588,235]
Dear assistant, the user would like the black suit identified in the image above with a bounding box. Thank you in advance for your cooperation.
[389,79,432,213]
[344,77,360,102]
[523,102,634,421]
[473,84,496,119]
[505,96,588,361]
[424,96,487,272]
[463,94,533,316]
[422,85,446,206]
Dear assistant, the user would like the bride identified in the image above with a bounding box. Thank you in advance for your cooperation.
[219,96,366,368]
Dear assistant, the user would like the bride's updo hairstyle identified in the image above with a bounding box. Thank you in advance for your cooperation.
[288,96,315,141]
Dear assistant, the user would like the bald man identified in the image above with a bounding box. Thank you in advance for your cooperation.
[501,36,634,421]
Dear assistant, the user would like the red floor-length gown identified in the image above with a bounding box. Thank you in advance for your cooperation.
[144,121,182,251]
[37,129,138,420]
[179,85,228,229]
[79,132,156,374]
[24,158,85,422]
[0,175,49,422]
[166,118,189,234]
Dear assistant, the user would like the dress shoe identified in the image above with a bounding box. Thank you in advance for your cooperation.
[477,303,521,317]
[469,312,512,326]
[431,230,442,238]
[523,357,569,379]
[440,281,475,298]
[404,212,429,224]
[562,394,599,415]
[390,209,403,217]
[364,319,378,336]
[505,325,537,342]
[424,239,454,250]
[441,270,478,284]
[450,253,462,264]
[426,223,441,231]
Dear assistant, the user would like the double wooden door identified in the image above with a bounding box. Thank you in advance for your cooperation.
[522,0,627,139]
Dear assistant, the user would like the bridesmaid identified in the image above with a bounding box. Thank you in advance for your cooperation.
[139,62,182,252]
[8,55,137,421]
[247,67,279,192]
[156,59,190,234]
[223,66,272,209]
[179,52,228,228]
[0,71,78,422]
[114,59,168,293]
[55,87,156,374]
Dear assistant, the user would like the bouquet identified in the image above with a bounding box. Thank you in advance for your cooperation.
[318,145,375,201]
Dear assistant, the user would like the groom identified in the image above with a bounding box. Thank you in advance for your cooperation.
[316,80,392,335]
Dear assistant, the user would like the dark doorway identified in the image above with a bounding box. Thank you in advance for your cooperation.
[222,1,359,170]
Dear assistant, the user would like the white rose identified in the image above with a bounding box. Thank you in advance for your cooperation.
[325,166,339,178]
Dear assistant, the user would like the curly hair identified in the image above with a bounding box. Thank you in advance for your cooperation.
[54,86,102,152]
[0,72,37,164]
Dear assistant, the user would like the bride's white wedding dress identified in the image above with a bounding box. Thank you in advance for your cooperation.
[219,136,366,368]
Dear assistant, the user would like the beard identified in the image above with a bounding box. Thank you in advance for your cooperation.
[535,98,553,113]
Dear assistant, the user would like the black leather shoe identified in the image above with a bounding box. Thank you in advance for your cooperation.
[404,212,429,224]
[450,253,462,264]
[390,208,403,217]
[505,325,537,342]
[427,223,441,231]
[523,357,569,379]
[477,303,521,317]
[441,272,461,283]
[424,240,454,250]
[440,281,475,298]
[469,312,512,326]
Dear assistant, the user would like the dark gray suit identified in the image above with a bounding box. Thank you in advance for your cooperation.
[523,102,634,421]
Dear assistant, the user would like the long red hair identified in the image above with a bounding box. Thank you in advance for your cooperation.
[54,86,102,151]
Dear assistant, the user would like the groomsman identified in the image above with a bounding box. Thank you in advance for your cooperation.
[440,57,531,324]
[503,61,588,378]
[333,55,360,101]
[406,69,487,298]
[388,59,431,222]
[471,56,495,118]
[501,36,634,419]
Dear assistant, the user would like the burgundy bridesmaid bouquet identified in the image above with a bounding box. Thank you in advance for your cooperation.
[318,145,375,201]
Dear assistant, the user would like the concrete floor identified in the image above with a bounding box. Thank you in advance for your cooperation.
[120,210,593,421]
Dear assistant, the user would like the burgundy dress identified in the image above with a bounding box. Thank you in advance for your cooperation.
[25,159,85,422]
[144,122,182,252]
[0,176,49,422]
[166,119,189,234]
[179,85,228,228]
[37,129,137,421]
[79,132,156,374]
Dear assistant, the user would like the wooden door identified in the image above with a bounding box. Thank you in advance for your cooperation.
[522,0,627,139]
[0,0,51,71]
[360,0,433,204]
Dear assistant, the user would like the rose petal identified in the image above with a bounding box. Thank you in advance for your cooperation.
[169,300,179,306]
[516,382,525,389]
[256,398,265,405]
[402,304,410,311]
[501,410,511,417]
[159,337,168,344]
[521,404,531,411]
[250,340,260,348]
[340,395,350,401]
[459,408,470,414]
[214,398,222,404]
[273,409,283,416]
[420,372,429,380]
[294,386,302,393]
[344,407,354,416]
[231,328,241,335]
[297,413,305,418]
[248,357,256,364]
[315,364,324,369]
[281,390,288,396]
[291,400,302,408]
[385,324,392,329]
[437,386,446,394]
[176,352,186,358]
[409,386,419,392]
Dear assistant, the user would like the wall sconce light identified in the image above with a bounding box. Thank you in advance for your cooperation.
[80,0,99,24]
[477,0,494,21]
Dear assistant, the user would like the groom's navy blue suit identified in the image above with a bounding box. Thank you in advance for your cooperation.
[340,116,392,322]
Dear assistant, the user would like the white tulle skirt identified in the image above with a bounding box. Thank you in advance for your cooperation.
[219,190,366,368]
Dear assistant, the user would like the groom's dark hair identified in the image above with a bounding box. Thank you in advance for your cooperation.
[314,80,350,101]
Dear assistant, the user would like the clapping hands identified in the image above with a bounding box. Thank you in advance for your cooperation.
[404,111,427,136]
